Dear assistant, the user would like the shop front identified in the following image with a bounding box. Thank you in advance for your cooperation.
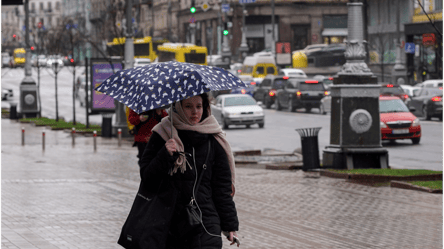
[404,21,442,84]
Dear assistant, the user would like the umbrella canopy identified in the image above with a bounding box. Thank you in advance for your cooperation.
[94,61,247,114]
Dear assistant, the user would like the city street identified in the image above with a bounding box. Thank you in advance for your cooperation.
[2,67,442,171]
[1,118,442,248]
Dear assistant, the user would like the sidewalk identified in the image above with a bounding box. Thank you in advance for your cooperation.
[2,118,443,249]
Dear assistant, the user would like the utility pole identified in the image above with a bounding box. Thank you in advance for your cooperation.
[391,0,407,84]
[238,3,249,62]
[113,0,133,137]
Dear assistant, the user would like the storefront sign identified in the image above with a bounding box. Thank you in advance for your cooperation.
[422,33,436,46]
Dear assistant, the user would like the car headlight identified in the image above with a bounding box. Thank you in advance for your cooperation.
[411,118,420,127]
[226,112,239,117]
[254,111,264,115]
[380,122,387,128]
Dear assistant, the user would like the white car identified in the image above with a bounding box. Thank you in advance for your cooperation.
[37,55,47,67]
[134,58,151,67]
[2,88,13,100]
[400,85,421,97]
[414,79,443,88]
[46,56,64,70]
[319,95,331,115]
[278,68,307,78]
[211,94,265,129]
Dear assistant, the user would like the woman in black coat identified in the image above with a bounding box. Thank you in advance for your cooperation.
[139,93,239,248]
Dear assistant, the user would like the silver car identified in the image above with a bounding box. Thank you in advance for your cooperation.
[211,94,265,129]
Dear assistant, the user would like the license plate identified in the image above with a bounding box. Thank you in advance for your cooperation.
[392,129,409,134]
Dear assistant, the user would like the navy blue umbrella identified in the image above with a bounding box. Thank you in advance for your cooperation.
[95,61,247,114]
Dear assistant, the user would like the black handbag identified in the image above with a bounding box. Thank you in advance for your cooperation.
[175,139,212,238]
[117,178,177,249]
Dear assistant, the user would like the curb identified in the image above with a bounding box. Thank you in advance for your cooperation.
[390,181,443,194]
[319,170,442,182]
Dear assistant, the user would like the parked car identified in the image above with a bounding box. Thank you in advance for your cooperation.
[2,52,11,68]
[134,58,152,67]
[408,87,442,121]
[277,68,307,78]
[414,79,443,88]
[306,43,346,67]
[319,95,331,115]
[275,78,328,113]
[77,76,91,107]
[379,83,409,104]
[380,96,421,144]
[253,75,288,108]
[211,94,265,129]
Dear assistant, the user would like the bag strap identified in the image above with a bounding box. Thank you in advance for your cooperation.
[194,139,212,193]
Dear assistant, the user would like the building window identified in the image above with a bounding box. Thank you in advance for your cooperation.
[48,16,52,27]
[40,2,44,11]
[56,2,60,10]
[435,0,442,11]
[31,2,35,11]
[48,2,52,11]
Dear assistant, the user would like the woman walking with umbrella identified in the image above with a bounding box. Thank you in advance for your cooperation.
[137,93,239,248]
[95,62,245,248]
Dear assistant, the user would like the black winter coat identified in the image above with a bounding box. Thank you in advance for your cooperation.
[139,129,239,249]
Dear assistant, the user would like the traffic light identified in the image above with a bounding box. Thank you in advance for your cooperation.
[30,46,34,51]
[190,0,196,13]
[223,23,228,36]
[70,58,74,63]
[13,34,16,39]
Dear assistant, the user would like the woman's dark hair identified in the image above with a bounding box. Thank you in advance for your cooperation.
[180,93,210,122]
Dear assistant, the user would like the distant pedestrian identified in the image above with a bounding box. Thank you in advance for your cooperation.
[128,108,168,167]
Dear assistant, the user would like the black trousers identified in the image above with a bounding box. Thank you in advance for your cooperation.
[135,142,148,167]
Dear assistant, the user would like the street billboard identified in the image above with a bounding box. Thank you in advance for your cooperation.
[90,59,122,114]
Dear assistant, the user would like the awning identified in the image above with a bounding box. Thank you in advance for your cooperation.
[322,28,348,37]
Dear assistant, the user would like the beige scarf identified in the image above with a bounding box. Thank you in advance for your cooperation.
[151,101,236,186]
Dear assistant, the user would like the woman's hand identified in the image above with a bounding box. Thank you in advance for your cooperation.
[165,139,177,156]
[228,231,239,247]
[139,115,148,122]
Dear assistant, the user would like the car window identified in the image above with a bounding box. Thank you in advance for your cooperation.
[261,79,271,87]
[242,66,253,74]
[267,67,275,74]
[286,82,295,89]
[299,82,325,91]
[379,99,409,113]
[272,79,286,89]
[224,96,256,106]
[380,87,404,95]
[256,66,264,74]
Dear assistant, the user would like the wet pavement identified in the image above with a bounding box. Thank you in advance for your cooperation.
[2,118,443,249]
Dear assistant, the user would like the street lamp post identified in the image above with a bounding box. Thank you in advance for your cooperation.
[53,62,59,122]
[221,0,231,64]
[238,3,249,62]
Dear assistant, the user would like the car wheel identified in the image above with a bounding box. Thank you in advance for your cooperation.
[265,97,272,109]
[440,115,443,121]
[80,101,84,107]
[288,99,294,112]
[320,103,326,115]
[246,124,251,128]
[305,107,312,113]
[275,98,282,111]
[423,106,431,120]
[411,137,420,145]
[223,119,229,129]
[258,122,264,128]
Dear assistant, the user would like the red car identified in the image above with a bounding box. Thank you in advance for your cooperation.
[379,96,421,144]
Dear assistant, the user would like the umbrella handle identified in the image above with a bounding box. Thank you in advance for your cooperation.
[170,104,173,139]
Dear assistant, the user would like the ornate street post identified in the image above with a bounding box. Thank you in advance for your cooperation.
[322,2,388,170]
[238,3,249,62]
